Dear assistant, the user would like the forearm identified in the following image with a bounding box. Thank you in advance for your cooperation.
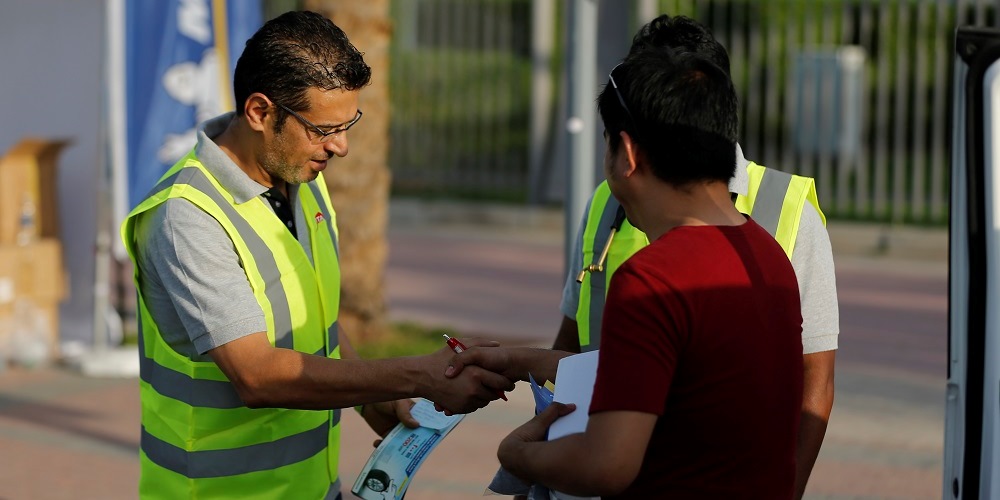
[500,434,626,496]
[795,407,830,499]
[795,350,836,499]
[507,347,573,383]
[498,410,651,497]
[213,332,509,413]
[236,347,428,410]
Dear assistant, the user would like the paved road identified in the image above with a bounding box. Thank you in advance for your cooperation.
[386,221,950,500]
[0,218,949,499]
[811,256,946,499]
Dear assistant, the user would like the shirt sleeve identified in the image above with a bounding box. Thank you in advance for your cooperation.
[791,202,840,354]
[135,199,266,355]
[559,199,592,318]
[589,263,681,416]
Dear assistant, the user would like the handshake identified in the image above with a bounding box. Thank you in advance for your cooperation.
[416,337,570,415]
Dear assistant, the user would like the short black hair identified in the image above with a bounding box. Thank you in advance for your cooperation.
[232,10,371,130]
[598,47,738,186]
[629,14,731,75]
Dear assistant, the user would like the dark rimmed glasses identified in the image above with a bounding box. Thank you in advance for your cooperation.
[275,102,362,144]
[609,63,642,140]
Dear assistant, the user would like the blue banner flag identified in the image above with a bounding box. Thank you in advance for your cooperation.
[123,0,262,210]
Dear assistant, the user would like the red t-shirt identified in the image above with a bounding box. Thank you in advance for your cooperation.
[590,218,803,499]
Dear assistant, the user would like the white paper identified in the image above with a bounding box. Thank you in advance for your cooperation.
[548,350,599,440]
[547,351,601,500]
[409,400,461,430]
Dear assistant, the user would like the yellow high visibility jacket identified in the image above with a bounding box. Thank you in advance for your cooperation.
[576,162,825,351]
[122,153,343,499]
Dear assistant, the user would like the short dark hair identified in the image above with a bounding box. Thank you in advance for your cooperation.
[598,47,738,186]
[233,11,371,130]
[629,14,731,75]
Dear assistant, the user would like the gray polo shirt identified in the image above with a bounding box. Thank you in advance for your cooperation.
[133,113,313,358]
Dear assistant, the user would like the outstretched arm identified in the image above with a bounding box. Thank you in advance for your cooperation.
[338,328,420,436]
[209,332,514,414]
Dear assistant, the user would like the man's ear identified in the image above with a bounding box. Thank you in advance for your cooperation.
[620,131,642,178]
[244,93,272,133]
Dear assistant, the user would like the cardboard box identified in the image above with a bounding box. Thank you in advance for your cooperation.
[0,239,66,302]
[0,239,67,358]
[0,138,70,244]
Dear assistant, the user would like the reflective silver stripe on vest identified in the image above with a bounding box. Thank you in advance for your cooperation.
[584,196,622,352]
[306,182,339,258]
[749,169,792,239]
[182,168,296,349]
[144,358,244,409]
[324,480,342,499]
[137,341,331,410]
[138,167,297,405]
[141,420,331,478]
[305,181,340,356]
[327,321,339,355]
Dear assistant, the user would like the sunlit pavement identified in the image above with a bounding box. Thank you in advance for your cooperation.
[0,207,949,499]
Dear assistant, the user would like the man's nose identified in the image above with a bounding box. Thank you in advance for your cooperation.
[324,133,348,157]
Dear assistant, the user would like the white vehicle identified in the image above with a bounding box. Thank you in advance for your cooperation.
[946,26,1000,500]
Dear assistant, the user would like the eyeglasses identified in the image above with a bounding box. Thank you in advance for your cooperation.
[609,63,642,140]
[274,102,362,144]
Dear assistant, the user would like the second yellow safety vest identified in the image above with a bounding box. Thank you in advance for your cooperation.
[122,152,344,499]
[576,162,825,351]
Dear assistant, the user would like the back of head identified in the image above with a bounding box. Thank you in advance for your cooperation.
[629,15,731,76]
[597,46,738,186]
[233,10,371,116]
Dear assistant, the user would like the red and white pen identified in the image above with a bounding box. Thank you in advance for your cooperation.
[443,334,508,401]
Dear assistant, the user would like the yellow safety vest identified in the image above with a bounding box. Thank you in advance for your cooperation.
[576,162,825,351]
[122,152,343,499]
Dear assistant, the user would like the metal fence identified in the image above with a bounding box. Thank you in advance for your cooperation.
[389,0,534,202]
[389,0,1000,224]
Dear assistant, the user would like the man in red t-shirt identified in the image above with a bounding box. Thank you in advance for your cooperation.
[446,40,803,498]
[589,217,802,497]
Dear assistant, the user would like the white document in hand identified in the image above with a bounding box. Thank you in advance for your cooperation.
[548,350,601,500]
[548,350,600,440]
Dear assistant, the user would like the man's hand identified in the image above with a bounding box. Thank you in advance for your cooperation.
[362,399,419,439]
[498,402,576,474]
[421,339,515,414]
[445,346,519,380]
[445,346,570,385]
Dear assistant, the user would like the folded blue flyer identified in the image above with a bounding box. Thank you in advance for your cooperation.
[528,373,554,414]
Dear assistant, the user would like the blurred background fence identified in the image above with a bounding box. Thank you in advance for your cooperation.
[387,0,1000,225]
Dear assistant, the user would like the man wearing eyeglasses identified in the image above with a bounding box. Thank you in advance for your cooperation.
[120,11,511,499]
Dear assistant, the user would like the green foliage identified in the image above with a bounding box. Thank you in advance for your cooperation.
[389,46,532,200]
[391,48,531,126]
